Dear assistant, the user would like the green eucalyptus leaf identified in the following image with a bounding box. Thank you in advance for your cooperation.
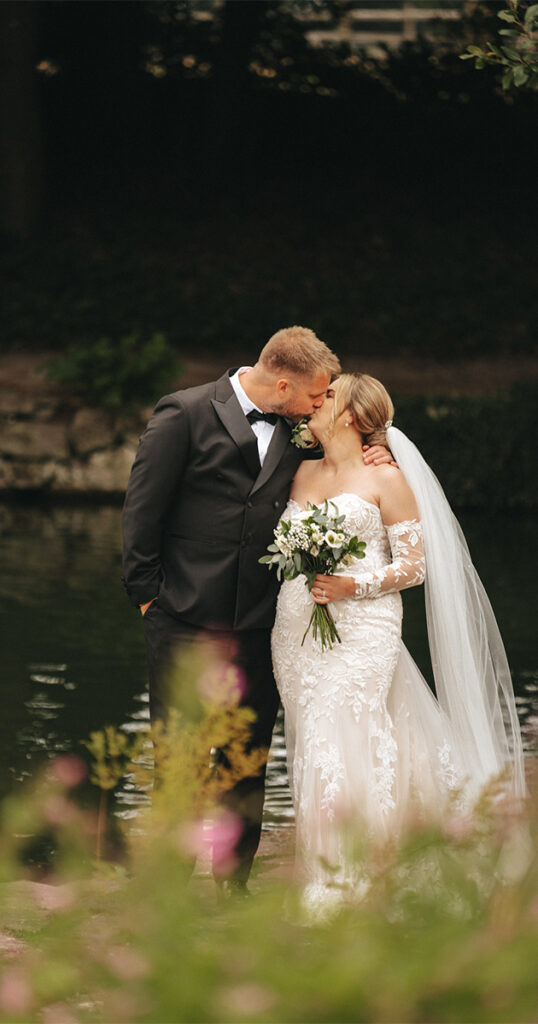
[524,4,538,26]
[487,42,503,57]
[514,65,529,85]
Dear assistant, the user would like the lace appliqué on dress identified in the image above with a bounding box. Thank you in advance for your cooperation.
[350,519,425,600]
[316,744,346,822]
[271,495,467,910]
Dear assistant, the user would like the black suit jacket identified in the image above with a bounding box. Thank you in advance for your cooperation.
[121,370,307,630]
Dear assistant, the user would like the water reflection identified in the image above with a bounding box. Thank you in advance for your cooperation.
[0,501,536,825]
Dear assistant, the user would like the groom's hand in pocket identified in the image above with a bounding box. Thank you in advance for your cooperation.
[362,443,397,467]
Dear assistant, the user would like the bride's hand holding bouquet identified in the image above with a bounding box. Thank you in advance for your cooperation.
[259,500,366,651]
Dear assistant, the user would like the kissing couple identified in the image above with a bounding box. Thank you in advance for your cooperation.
[122,325,525,906]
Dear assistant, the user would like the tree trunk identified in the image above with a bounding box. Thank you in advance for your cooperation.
[0,1,42,238]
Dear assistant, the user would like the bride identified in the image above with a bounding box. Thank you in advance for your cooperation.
[271,373,526,906]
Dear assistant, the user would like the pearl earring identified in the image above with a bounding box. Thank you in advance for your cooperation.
[345,421,350,427]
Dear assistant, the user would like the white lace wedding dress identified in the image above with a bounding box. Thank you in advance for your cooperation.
[271,493,465,904]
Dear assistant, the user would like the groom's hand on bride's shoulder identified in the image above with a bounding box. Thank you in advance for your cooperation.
[362,444,398,468]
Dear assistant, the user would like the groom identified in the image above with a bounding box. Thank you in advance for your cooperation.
[121,326,386,892]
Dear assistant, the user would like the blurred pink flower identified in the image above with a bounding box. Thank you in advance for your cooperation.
[177,819,209,861]
[219,983,276,1016]
[38,882,77,913]
[107,945,150,981]
[198,661,246,707]
[42,1002,80,1024]
[211,810,243,877]
[0,969,34,1015]
[51,755,88,787]
[43,794,78,827]
[178,811,242,875]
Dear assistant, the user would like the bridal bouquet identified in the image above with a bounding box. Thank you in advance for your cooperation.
[259,500,366,651]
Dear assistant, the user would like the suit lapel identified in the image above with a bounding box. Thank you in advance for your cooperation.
[211,371,261,477]
[250,417,292,496]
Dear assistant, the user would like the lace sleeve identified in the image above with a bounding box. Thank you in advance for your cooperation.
[351,519,425,599]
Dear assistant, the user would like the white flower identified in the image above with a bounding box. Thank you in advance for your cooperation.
[324,530,341,548]
[299,424,315,443]
[290,419,318,448]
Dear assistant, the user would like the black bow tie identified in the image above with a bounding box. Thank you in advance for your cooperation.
[246,409,278,426]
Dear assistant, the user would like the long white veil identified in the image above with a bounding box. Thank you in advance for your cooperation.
[387,426,526,800]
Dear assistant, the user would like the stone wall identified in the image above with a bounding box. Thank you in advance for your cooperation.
[0,373,148,496]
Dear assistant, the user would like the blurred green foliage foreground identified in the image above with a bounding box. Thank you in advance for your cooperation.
[0,643,537,1024]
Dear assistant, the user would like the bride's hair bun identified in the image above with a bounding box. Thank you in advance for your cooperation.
[330,373,394,447]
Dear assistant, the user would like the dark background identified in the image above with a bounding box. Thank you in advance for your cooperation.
[1,0,536,363]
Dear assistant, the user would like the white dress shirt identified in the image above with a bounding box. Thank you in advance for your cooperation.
[229,366,276,467]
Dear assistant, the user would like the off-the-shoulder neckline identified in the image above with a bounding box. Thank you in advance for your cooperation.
[287,493,381,514]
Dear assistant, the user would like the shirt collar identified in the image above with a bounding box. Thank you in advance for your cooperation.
[229,366,263,416]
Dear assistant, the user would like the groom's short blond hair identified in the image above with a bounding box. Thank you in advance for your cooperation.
[259,326,341,378]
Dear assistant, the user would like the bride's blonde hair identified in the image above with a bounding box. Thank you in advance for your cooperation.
[330,373,394,446]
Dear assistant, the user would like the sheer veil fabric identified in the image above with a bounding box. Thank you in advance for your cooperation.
[386,426,526,801]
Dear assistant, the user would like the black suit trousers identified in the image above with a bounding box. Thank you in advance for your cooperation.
[143,603,280,884]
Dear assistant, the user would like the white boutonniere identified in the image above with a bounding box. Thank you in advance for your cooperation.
[290,419,319,449]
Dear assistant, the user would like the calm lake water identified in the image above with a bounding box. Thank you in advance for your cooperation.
[0,500,536,827]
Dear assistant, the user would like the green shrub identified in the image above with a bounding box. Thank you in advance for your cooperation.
[2,194,537,361]
[42,332,183,408]
[394,380,538,511]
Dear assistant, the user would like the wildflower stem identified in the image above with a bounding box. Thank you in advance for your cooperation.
[96,788,107,861]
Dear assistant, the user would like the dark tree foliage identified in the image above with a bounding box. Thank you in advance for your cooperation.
[0,2,42,236]
[1,1,536,369]
[1,0,536,228]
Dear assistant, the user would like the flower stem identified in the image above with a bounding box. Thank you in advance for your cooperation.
[301,603,341,651]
